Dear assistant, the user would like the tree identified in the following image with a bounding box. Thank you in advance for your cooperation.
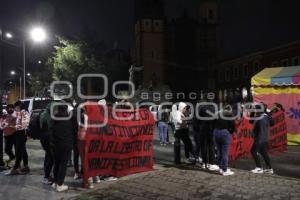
[28,64,53,97]
[47,37,131,101]
[47,37,107,98]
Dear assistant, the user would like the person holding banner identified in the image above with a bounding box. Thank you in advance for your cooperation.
[250,104,273,174]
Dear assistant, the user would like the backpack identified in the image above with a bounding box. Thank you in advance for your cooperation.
[27,112,44,139]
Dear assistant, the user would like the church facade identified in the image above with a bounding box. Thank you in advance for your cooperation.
[133,0,219,95]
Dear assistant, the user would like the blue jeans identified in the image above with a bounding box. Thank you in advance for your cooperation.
[158,121,168,144]
[213,129,231,171]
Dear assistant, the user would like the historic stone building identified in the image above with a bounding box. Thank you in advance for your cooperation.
[133,0,218,95]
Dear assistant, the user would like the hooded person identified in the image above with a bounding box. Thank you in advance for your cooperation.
[39,102,55,185]
[250,104,273,174]
[173,102,195,164]
[194,100,219,170]
[170,104,179,134]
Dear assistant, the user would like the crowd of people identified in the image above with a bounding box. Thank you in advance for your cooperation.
[0,99,118,192]
[157,100,281,176]
[0,98,282,192]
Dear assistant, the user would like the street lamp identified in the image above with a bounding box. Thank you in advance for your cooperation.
[5,32,13,39]
[22,26,47,98]
[30,27,46,43]
[10,70,22,99]
[1,26,47,99]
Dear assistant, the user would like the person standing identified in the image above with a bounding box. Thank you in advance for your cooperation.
[6,101,30,175]
[198,103,219,171]
[173,102,195,164]
[51,104,73,192]
[251,104,273,174]
[40,103,54,185]
[213,106,235,176]
[157,110,169,146]
[0,109,7,170]
[0,104,16,168]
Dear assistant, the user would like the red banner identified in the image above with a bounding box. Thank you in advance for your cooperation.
[229,111,287,161]
[82,103,155,186]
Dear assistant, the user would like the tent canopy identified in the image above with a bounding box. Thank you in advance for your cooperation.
[251,66,300,86]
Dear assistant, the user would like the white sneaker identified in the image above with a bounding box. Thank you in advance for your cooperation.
[88,178,94,189]
[208,165,220,171]
[93,176,101,183]
[264,169,274,174]
[196,157,203,163]
[251,167,264,174]
[56,184,68,192]
[73,173,81,180]
[219,169,224,174]
[104,176,118,181]
[222,170,235,176]
[201,164,206,169]
[51,183,57,190]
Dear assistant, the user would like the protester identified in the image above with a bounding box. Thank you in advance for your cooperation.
[39,103,54,185]
[71,103,82,180]
[271,103,285,114]
[173,102,195,164]
[0,109,7,170]
[251,104,273,174]
[213,106,235,176]
[170,104,178,135]
[51,104,73,192]
[78,100,103,189]
[6,101,30,175]
[157,108,169,146]
[192,104,202,164]
[197,102,219,170]
[0,104,16,168]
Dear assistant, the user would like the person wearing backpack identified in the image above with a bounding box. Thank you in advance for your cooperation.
[39,102,54,185]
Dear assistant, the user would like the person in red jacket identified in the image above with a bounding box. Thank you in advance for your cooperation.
[0,104,16,167]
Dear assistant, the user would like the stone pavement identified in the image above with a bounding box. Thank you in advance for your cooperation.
[1,135,300,200]
[75,167,300,200]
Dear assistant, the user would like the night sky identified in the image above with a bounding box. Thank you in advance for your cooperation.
[1,0,300,75]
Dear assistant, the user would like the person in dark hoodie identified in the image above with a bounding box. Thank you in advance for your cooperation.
[213,105,235,176]
[195,100,219,171]
[250,104,273,174]
[40,102,54,185]
[51,104,73,192]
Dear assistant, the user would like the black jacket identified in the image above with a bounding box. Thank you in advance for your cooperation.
[52,114,74,148]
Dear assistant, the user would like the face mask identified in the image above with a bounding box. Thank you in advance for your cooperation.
[7,110,14,114]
